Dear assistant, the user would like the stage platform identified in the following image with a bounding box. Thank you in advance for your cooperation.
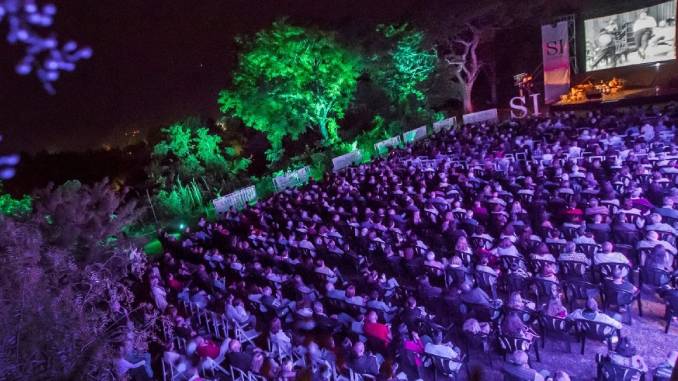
[551,87,678,111]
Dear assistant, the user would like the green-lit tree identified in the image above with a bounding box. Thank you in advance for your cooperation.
[0,184,32,217]
[368,24,438,135]
[371,24,437,106]
[218,21,361,163]
[149,117,251,219]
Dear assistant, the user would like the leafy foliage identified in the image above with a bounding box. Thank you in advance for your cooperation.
[149,117,251,219]
[151,118,251,188]
[371,24,437,104]
[0,180,151,381]
[154,179,206,220]
[0,186,32,217]
[218,21,362,162]
[31,179,142,264]
[367,24,438,134]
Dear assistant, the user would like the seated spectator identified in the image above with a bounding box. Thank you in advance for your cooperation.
[653,351,678,381]
[269,317,292,356]
[366,290,396,322]
[424,330,462,371]
[350,341,380,376]
[418,275,443,299]
[644,245,674,271]
[402,329,425,374]
[588,214,612,242]
[344,285,365,306]
[507,291,535,310]
[460,280,493,308]
[594,242,631,276]
[226,339,253,371]
[496,238,522,258]
[363,310,392,347]
[261,286,292,317]
[463,317,491,336]
[502,311,537,341]
[325,282,346,300]
[115,345,148,380]
[315,259,338,283]
[502,350,549,381]
[543,294,568,318]
[568,297,622,330]
[536,261,559,282]
[605,268,638,295]
[607,337,648,380]
[638,230,678,255]
[424,251,444,270]
[646,213,678,235]
[559,241,591,266]
[655,197,678,221]
[226,297,255,326]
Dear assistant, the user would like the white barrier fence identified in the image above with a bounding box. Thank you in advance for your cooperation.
[432,117,457,133]
[212,185,257,217]
[212,114,461,218]
[403,125,428,143]
[374,136,402,156]
[273,166,311,192]
[462,108,498,125]
[332,150,362,172]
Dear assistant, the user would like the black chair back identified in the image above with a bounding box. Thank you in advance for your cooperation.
[455,250,474,267]
[576,243,600,259]
[505,273,530,295]
[533,278,560,304]
[427,352,465,378]
[574,319,618,342]
[500,256,526,273]
[497,334,532,354]
[640,266,671,288]
[474,270,498,299]
[596,262,631,280]
[546,242,565,257]
[599,358,645,381]
[565,280,600,310]
[529,258,556,275]
[559,260,589,280]
[539,314,573,335]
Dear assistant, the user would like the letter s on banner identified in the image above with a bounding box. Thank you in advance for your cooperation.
[510,96,528,119]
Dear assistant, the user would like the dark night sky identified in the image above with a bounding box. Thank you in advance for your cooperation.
[0,0,423,154]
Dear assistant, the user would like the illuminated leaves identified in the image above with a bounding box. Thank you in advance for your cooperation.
[0,192,32,217]
[372,24,437,105]
[218,21,361,162]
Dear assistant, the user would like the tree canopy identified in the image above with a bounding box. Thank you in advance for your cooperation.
[366,24,439,135]
[218,21,362,162]
[371,24,437,105]
[150,117,251,191]
[0,180,148,380]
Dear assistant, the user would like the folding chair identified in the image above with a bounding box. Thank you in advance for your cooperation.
[232,319,260,346]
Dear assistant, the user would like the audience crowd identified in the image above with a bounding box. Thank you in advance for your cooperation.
[118,104,678,381]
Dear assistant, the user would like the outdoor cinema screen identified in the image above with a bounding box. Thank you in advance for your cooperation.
[584,0,676,71]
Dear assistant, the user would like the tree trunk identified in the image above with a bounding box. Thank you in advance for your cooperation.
[318,119,329,142]
[488,66,497,105]
[463,84,474,113]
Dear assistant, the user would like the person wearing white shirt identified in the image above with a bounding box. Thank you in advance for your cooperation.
[424,331,462,371]
[637,230,677,255]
